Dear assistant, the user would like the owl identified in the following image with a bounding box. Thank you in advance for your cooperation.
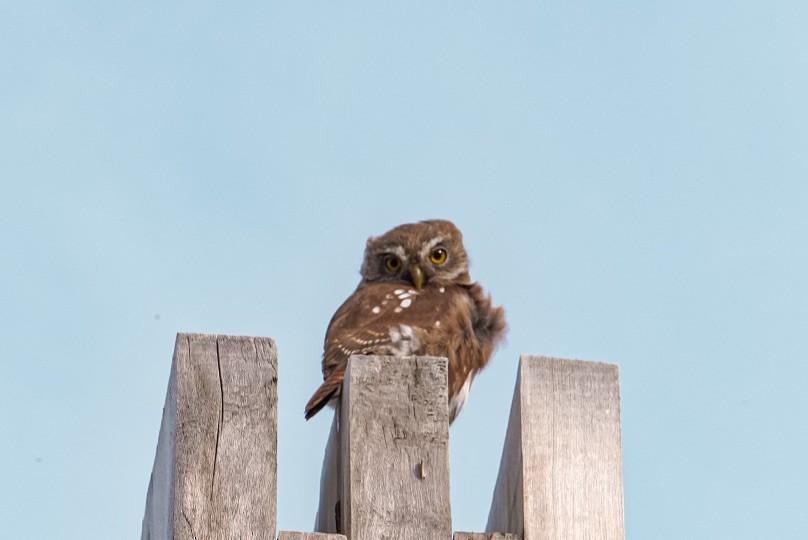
[305,219,506,424]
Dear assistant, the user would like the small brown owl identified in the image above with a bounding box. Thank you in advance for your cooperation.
[305,219,506,424]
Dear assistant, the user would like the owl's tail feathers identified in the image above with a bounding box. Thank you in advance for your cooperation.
[304,373,343,420]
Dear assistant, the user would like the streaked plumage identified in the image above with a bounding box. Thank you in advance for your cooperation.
[305,219,506,424]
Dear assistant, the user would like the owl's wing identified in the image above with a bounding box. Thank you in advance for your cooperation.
[304,326,393,419]
[305,286,388,419]
[304,284,431,419]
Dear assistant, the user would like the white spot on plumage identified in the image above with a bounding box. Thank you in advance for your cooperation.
[400,298,412,308]
[372,306,381,314]
[439,287,445,293]
[387,324,420,355]
[435,320,441,327]
[394,307,402,313]
[397,290,416,300]
[394,289,404,295]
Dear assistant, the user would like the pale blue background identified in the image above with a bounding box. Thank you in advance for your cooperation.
[1,2,806,538]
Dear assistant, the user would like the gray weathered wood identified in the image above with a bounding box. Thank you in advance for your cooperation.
[141,333,278,540]
[314,409,340,533]
[454,533,520,540]
[339,355,452,540]
[141,350,178,540]
[278,532,346,540]
[487,356,624,540]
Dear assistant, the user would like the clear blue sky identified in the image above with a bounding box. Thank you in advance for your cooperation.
[1,2,806,538]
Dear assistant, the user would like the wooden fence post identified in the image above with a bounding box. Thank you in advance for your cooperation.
[486,356,624,540]
[141,333,278,540]
[142,340,625,540]
[335,355,453,540]
[314,408,341,533]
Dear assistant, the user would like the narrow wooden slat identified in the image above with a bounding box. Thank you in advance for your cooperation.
[174,333,222,538]
[278,532,347,540]
[487,356,624,540]
[485,368,524,538]
[454,532,520,539]
[141,344,180,540]
[340,355,452,540]
[314,410,340,533]
[141,333,278,540]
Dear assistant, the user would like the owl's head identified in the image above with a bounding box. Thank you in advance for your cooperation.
[360,219,471,288]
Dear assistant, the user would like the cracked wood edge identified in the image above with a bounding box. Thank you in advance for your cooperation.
[486,356,625,540]
[141,333,278,540]
[340,355,452,540]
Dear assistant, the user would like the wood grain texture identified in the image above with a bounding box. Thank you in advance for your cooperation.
[454,533,520,540]
[487,356,624,540]
[141,352,178,540]
[278,532,347,540]
[141,333,278,540]
[485,370,524,538]
[314,410,340,534]
[340,355,452,540]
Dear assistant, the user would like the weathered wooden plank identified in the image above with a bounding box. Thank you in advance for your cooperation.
[340,355,452,540]
[454,533,520,540]
[314,410,340,533]
[487,356,624,540]
[278,532,346,540]
[486,363,525,538]
[141,333,278,540]
[141,344,180,540]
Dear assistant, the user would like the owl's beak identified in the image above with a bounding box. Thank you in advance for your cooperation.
[409,265,425,289]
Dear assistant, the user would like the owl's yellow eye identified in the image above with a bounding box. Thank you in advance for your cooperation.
[384,256,402,272]
[430,248,448,265]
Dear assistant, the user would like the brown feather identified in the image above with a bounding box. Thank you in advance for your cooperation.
[304,220,506,423]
